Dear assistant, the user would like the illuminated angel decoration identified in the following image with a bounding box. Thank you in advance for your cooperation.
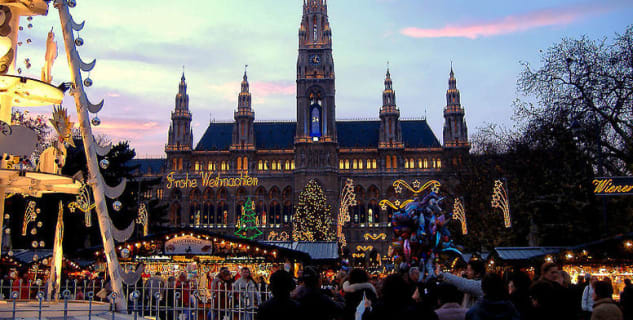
[452,198,468,235]
[337,178,356,247]
[491,179,511,228]
[135,203,148,236]
[68,182,96,227]
[22,201,38,236]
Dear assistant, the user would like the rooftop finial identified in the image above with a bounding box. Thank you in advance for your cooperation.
[181,65,185,81]
[450,61,454,77]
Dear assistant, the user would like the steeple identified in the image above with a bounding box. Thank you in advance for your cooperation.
[443,65,469,149]
[166,72,193,168]
[299,0,332,49]
[379,67,403,149]
[232,66,255,152]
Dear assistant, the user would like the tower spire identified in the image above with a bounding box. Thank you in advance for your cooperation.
[443,65,469,149]
[379,67,402,149]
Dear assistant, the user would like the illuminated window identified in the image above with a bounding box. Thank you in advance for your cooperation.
[291,160,295,170]
[366,159,371,169]
[264,161,269,171]
[339,160,343,169]
[258,160,263,171]
[345,159,350,169]
[243,157,248,171]
[409,159,414,169]
[437,158,442,169]
[272,161,277,170]
[178,158,183,171]
[285,161,290,170]
[392,155,397,168]
[208,162,215,171]
[157,189,163,200]
[359,159,363,169]
[432,158,436,168]
[221,161,229,171]
[195,161,200,171]
[237,157,242,170]
[405,160,409,169]
[418,158,422,168]
[424,158,428,169]
[172,159,177,169]
[386,156,391,169]
[372,159,377,169]
[353,159,358,169]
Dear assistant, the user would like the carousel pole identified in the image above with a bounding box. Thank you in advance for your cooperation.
[54,0,126,310]
[0,187,6,257]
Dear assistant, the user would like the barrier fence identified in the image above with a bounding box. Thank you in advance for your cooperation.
[0,278,271,320]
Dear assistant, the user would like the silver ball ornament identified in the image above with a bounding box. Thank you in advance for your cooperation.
[83,78,93,87]
[39,241,45,247]
[68,0,76,8]
[99,159,109,169]
[31,241,38,248]
[30,228,37,235]
[4,214,9,219]
[37,221,42,228]
[113,201,122,212]
[75,37,84,46]
[120,248,130,258]
[91,116,101,126]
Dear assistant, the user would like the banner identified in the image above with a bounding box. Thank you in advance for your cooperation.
[593,177,633,196]
[164,235,213,255]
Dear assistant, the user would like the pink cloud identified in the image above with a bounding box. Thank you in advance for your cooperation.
[251,81,295,96]
[92,119,165,142]
[401,3,614,39]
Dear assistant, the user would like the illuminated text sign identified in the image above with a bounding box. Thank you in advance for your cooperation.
[593,177,633,196]
[165,171,259,189]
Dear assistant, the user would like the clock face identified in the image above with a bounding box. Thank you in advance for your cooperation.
[310,55,321,65]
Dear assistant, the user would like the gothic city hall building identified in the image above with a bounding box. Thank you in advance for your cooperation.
[136,0,469,260]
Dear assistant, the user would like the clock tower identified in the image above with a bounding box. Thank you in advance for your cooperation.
[294,0,338,215]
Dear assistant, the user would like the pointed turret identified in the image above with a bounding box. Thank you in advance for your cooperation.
[166,72,193,169]
[232,66,255,152]
[379,67,403,149]
[443,65,469,149]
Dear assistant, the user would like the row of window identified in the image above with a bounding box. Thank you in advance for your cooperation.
[339,159,378,170]
[404,158,442,169]
[339,157,442,170]
[258,160,295,171]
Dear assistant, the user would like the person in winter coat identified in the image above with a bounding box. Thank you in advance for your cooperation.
[583,276,598,319]
[538,262,576,320]
[342,269,377,320]
[296,266,343,320]
[466,273,519,320]
[363,274,438,320]
[591,280,623,320]
[210,268,232,320]
[435,283,467,320]
[437,260,485,308]
[256,270,299,320]
[507,271,534,320]
[233,267,262,320]
[620,279,633,320]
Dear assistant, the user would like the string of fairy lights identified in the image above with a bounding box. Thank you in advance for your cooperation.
[491,179,511,228]
[292,179,335,241]
[452,198,468,235]
[337,178,356,247]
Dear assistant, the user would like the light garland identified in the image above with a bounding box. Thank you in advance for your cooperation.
[393,179,440,195]
[364,233,387,241]
[267,231,290,241]
[338,178,356,247]
[21,200,39,236]
[491,179,511,228]
[135,203,148,236]
[292,179,335,241]
[379,199,412,211]
[356,245,373,252]
[452,198,467,235]
[234,197,263,240]
[68,182,95,227]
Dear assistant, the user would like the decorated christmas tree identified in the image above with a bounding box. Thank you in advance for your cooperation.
[234,197,263,240]
[293,180,335,241]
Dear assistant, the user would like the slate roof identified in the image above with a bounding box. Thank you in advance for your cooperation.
[493,247,566,261]
[127,158,166,175]
[196,119,440,151]
[263,241,339,260]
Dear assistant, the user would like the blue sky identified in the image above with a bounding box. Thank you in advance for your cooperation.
[14,0,633,156]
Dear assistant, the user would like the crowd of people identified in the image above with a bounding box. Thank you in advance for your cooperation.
[2,260,633,320]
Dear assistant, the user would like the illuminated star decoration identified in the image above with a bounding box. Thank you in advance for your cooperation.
[338,178,356,247]
[22,201,39,236]
[68,182,96,227]
[364,233,387,241]
[392,179,440,195]
[491,179,511,228]
[49,106,75,147]
[135,203,148,236]
[452,198,468,235]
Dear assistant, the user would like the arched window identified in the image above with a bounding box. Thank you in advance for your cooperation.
[339,160,344,169]
[437,158,442,169]
[372,159,377,169]
[194,161,200,171]
[386,156,391,169]
[358,159,363,169]
[270,201,281,225]
[368,201,380,224]
[243,157,248,171]
[392,155,397,168]
[272,161,277,170]
[237,157,242,170]
[309,91,323,137]
[283,201,293,224]
[345,160,350,169]
[405,159,409,169]
[424,158,428,169]
[353,159,358,169]
[258,160,263,171]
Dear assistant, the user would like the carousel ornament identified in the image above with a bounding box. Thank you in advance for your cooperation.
[39,241,45,247]
[67,0,76,8]
[83,77,92,87]
[91,116,100,126]
[31,240,38,248]
[49,106,75,147]
[74,37,83,46]
[99,158,109,169]
[112,200,122,212]
[68,182,96,227]
[120,248,130,259]
[41,28,58,84]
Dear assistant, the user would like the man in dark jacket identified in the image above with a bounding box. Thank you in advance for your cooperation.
[342,269,377,320]
[296,266,343,320]
[256,270,299,320]
[466,273,519,320]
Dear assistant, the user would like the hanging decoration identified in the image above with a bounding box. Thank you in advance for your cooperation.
[21,200,39,236]
[47,201,64,301]
[68,182,95,227]
[111,220,135,242]
[491,179,511,228]
[41,27,57,84]
[267,231,290,241]
[135,203,148,236]
[337,178,356,247]
[393,179,440,195]
[452,198,468,235]
[364,233,387,241]
[356,245,373,252]
[234,197,263,240]
[292,179,335,241]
